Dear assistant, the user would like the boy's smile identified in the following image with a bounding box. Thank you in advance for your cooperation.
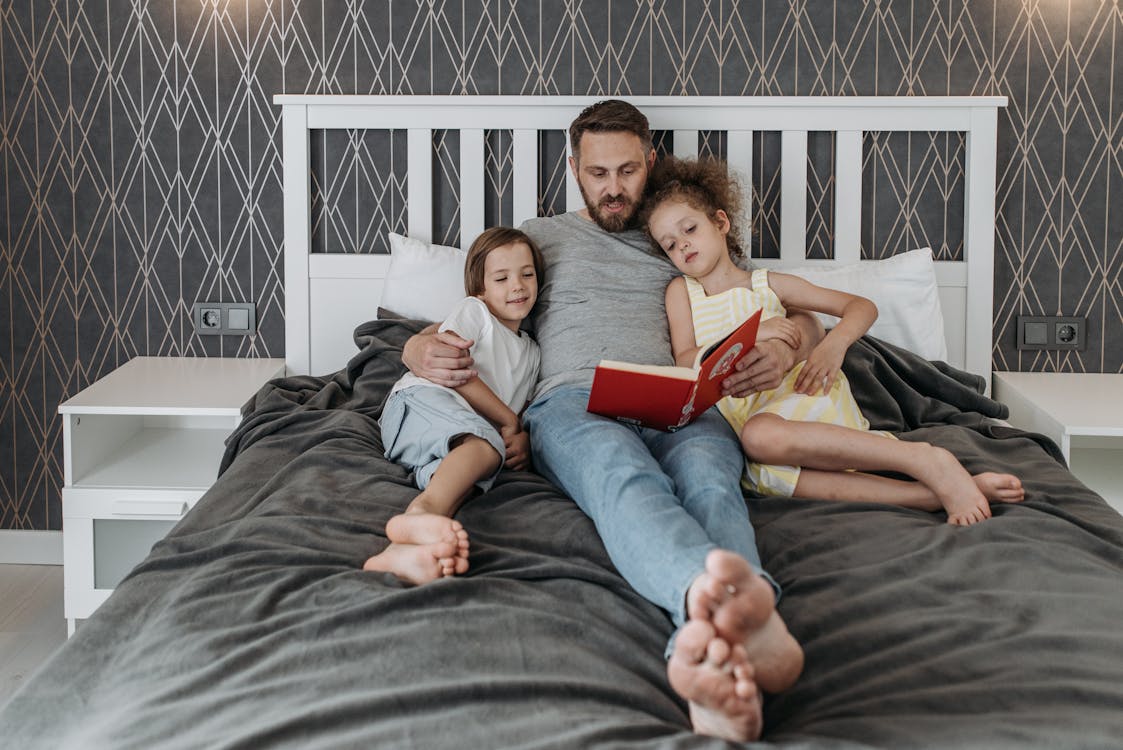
[476,241,539,332]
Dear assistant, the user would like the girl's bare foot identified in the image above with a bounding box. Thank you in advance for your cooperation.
[686,549,804,694]
[363,541,458,585]
[667,619,762,742]
[386,512,470,571]
[921,447,992,525]
[974,472,1025,503]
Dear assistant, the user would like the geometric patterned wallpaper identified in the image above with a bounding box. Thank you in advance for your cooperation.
[2,1,1121,531]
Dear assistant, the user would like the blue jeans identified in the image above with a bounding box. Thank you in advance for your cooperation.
[523,385,778,630]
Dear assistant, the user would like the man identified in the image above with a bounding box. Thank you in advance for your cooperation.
[402,100,815,741]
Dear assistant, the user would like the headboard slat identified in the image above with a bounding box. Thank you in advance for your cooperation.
[834,131,863,263]
[726,131,754,244]
[460,129,486,248]
[673,130,699,159]
[780,130,809,262]
[564,130,583,212]
[407,129,433,242]
[512,129,538,227]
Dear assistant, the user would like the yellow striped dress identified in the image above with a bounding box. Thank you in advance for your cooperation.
[685,270,889,496]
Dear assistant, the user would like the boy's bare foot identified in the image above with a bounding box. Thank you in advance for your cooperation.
[667,619,762,741]
[363,541,458,585]
[685,549,804,694]
[920,447,992,525]
[975,472,1025,504]
[386,512,470,572]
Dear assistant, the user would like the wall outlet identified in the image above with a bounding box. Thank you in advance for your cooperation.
[193,302,256,336]
[1016,315,1085,351]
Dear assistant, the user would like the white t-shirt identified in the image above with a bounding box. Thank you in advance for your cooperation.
[391,297,541,414]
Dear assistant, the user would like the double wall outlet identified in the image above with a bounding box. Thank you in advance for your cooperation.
[193,302,256,336]
[1016,315,1086,351]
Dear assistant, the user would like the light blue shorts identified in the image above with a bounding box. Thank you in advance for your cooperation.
[380,385,506,491]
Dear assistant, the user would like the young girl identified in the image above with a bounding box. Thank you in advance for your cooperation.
[364,227,543,583]
[641,158,1024,525]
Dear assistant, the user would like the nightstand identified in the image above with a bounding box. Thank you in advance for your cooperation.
[992,372,1123,515]
[58,356,286,636]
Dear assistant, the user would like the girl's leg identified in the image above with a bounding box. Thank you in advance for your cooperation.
[741,413,1022,524]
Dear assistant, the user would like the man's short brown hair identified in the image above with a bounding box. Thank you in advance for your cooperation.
[464,226,545,297]
[568,99,653,161]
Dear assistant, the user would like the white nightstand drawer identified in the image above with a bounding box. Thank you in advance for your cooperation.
[63,487,201,623]
[63,487,203,518]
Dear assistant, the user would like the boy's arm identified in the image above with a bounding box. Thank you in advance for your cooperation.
[455,377,529,470]
[454,377,520,432]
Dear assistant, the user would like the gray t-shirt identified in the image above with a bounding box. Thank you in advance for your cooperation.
[521,212,680,401]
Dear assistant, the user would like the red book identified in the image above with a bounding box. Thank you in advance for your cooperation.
[586,309,762,432]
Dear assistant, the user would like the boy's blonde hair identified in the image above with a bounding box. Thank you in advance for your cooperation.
[640,156,748,261]
[464,226,545,296]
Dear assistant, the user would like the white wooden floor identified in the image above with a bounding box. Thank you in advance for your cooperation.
[0,565,66,708]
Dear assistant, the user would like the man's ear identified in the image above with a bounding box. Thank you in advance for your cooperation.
[568,155,579,179]
[647,149,656,169]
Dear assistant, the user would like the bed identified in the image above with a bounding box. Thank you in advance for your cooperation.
[3,96,1123,749]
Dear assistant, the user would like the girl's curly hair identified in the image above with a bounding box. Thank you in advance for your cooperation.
[639,156,748,261]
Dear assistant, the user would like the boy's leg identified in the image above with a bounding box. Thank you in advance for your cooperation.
[402,435,502,517]
[385,435,499,568]
[372,387,502,581]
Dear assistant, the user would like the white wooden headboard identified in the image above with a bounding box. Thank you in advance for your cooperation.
[274,95,1006,387]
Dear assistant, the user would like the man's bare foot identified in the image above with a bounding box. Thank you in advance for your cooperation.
[667,619,762,742]
[920,447,992,525]
[386,512,470,573]
[685,549,804,694]
[975,472,1025,504]
[362,541,458,585]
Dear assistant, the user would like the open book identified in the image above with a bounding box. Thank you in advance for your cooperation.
[586,308,762,432]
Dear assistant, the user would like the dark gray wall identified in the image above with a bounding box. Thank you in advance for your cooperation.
[3,1,1121,530]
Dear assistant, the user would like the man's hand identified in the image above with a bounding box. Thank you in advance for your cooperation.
[755,316,801,350]
[721,339,798,398]
[501,423,531,471]
[401,328,476,388]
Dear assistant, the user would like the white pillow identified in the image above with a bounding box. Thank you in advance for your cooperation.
[378,233,467,322]
[775,247,948,361]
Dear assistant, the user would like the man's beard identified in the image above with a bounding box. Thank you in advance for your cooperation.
[579,184,640,233]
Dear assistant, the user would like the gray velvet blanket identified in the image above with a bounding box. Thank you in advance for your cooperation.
[3,319,1122,749]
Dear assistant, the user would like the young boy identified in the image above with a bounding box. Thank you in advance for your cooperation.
[364,227,543,585]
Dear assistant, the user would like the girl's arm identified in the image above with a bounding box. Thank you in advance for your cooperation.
[767,271,878,395]
[665,277,702,368]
